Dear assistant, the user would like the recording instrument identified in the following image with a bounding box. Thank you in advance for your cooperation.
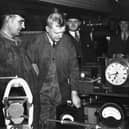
[105,57,129,86]
[83,96,129,129]
[99,102,125,128]
[104,56,129,96]
[2,77,33,129]
[56,101,86,129]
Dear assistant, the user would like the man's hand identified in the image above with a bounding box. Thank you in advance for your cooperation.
[71,90,81,108]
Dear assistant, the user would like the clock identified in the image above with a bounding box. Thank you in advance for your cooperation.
[105,59,129,86]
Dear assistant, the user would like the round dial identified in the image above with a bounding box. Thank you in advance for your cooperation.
[99,103,124,128]
[105,62,129,86]
[101,106,121,120]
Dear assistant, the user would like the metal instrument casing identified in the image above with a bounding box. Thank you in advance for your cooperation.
[2,77,33,129]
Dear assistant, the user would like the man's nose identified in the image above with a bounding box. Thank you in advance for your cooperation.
[22,22,25,29]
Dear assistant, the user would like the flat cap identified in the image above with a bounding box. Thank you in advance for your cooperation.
[0,6,25,17]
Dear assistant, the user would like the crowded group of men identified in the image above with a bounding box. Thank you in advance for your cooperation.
[0,6,129,129]
[0,7,82,129]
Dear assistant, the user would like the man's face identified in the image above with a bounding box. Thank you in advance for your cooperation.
[119,21,129,32]
[67,18,81,32]
[8,15,25,36]
[46,22,65,42]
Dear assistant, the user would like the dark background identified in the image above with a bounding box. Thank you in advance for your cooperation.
[0,0,129,31]
[0,0,129,59]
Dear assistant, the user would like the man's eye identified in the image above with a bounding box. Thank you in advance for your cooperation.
[54,32,59,34]
[19,21,24,25]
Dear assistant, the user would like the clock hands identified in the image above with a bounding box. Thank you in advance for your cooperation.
[108,72,119,82]
[105,61,129,85]
[108,72,118,77]
[113,72,118,80]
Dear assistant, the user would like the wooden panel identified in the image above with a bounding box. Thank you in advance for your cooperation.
[39,0,112,13]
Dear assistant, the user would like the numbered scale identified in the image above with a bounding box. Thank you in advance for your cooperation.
[105,57,129,86]
[99,102,125,128]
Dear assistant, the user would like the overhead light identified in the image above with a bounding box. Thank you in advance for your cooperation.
[115,0,119,3]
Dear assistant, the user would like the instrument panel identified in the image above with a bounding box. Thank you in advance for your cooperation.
[78,57,129,97]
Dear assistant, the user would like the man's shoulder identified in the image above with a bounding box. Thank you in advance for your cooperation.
[61,33,76,49]
[63,33,74,43]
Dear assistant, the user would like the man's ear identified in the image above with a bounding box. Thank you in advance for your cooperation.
[45,26,49,32]
[5,15,11,23]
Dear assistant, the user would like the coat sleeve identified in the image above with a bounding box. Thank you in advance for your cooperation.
[27,34,41,64]
[0,41,15,75]
[68,37,80,91]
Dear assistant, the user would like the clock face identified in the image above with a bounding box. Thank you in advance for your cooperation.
[105,62,128,86]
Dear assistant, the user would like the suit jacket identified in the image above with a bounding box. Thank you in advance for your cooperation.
[108,34,129,58]
[67,31,82,58]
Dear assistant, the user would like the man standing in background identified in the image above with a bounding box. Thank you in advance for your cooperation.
[66,15,82,67]
[108,19,129,58]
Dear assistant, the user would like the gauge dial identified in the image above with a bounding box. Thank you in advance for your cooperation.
[105,62,128,86]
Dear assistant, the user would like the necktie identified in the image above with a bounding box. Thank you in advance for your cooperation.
[122,32,127,40]
[124,32,126,40]
[53,42,56,47]
[75,32,80,42]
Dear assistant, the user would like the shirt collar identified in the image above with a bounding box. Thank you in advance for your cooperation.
[0,30,19,46]
[46,32,56,46]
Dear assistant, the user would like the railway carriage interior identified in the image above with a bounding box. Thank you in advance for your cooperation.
[0,0,129,129]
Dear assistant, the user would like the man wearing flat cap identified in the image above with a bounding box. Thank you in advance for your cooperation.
[66,15,83,67]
